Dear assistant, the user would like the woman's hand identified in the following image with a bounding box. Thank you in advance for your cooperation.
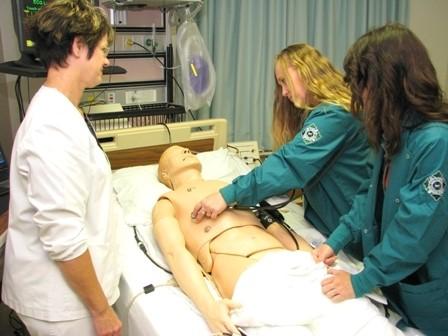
[92,305,122,336]
[321,269,355,302]
[312,243,336,265]
[192,192,228,222]
[205,299,242,336]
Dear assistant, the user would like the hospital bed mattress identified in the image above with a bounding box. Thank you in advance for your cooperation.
[112,147,424,336]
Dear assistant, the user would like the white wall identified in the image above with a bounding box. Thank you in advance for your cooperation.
[408,0,448,93]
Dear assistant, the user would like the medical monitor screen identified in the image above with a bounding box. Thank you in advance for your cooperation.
[12,0,48,67]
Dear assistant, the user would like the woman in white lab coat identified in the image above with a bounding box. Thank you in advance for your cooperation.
[2,1,123,335]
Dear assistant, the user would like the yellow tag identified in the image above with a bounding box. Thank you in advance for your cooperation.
[190,63,198,77]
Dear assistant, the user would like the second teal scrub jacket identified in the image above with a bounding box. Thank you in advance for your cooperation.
[327,122,448,335]
[220,103,373,257]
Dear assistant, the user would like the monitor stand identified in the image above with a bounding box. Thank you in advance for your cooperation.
[0,53,47,77]
[13,53,45,70]
[0,54,127,78]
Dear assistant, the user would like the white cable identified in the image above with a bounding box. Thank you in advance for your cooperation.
[126,290,145,314]
[127,278,178,312]
[126,278,178,334]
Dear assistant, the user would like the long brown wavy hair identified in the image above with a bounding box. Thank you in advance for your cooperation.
[343,23,448,157]
[272,44,351,148]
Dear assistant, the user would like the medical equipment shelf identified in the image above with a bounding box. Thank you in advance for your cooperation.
[87,102,186,131]
[0,61,126,78]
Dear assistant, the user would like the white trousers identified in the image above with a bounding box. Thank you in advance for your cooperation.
[18,313,96,336]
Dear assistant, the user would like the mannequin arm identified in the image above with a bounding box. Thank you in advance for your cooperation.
[152,198,239,334]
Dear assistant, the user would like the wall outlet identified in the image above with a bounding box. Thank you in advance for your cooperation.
[227,141,261,168]
[110,9,127,26]
[125,89,157,104]
[111,32,163,53]
[106,92,116,104]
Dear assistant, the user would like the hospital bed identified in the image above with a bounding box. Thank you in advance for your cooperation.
[97,118,424,336]
[100,118,241,335]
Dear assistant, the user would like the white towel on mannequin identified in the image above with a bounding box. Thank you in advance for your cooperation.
[230,251,404,336]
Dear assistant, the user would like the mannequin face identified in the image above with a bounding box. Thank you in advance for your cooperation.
[275,61,308,108]
[158,146,202,187]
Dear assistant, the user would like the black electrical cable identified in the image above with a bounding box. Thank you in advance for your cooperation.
[233,190,296,212]
[132,226,172,274]
[12,26,119,124]
[254,157,263,165]
[158,122,172,144]
[15,76,25,121]
[226,144,239,153]
[79,89,107,110]
[79,25,116,111]
[130,40,199,122]
[186,108,197,121]
[280,221,300,250]
[131,41,185,99]
[233,191,300,249]
[26,77,31,107]
[79,28,116,110]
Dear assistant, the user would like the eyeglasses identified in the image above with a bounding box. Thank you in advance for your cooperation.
[101,46,110,57]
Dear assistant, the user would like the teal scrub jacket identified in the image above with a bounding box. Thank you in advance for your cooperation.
[220,103,372,254]
[327,122,448,335]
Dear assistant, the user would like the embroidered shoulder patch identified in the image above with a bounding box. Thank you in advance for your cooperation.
[301,124,321,145]
[423,170,446,201]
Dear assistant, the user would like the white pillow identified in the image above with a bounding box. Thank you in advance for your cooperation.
[112,147,250,226]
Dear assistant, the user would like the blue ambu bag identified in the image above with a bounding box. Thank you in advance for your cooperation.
[177,20,216,111]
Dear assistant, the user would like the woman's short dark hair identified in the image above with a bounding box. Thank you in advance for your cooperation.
[29,0,113,69]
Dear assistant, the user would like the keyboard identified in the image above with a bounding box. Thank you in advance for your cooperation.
[87,103,186,131]
[88,103,186,119]
[122,103,183,114]
[103,65,127,75]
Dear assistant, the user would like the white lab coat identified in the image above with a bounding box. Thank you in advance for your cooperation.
[2,86,123,321]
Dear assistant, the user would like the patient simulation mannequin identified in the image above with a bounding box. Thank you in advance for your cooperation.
[153,146,403,336]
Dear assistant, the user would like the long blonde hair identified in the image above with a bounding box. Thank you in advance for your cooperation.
[272,44,351,148]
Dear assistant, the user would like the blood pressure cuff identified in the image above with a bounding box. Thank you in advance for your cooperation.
[256,208,284,229]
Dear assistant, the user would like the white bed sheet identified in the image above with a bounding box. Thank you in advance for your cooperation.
[115,222,211,336]
[113,148,250,336]
[112,148,424,336]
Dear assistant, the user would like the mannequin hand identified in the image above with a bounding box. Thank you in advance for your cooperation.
[321,269,355,302]
[205,299,242,336]
[312,243,336,265]
[192,192,228,222]
[92,305,122,336]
